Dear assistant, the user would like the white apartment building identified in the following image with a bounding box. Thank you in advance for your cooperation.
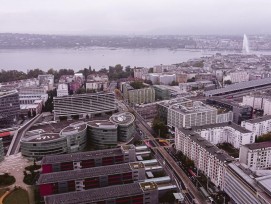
[241,115,271,138]
[224,71,249,84]
[134,67,144,79]
[239,141,271,170]
[19,86,48,105]
[167,101,217,128]
[153,65,176,73]
[216,111,233,123]
[242,95,265,110]
[86,74,108,91]
[197,123,255,149]
[175,128,233,190]
[225,162,271,204]
[159,74,176,85]
[57,83,69,97]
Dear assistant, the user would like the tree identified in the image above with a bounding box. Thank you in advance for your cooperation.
[76,87,86,94]
[256,132,271,143]
[187,77,195,82]
[170,80,179,86]
[148,67,154,73]
[224,80,232,85]
[27,68,44,78]
[152,115,168,138]
[130,81,146,89]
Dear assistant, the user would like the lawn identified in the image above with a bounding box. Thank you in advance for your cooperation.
[3,188,29,204]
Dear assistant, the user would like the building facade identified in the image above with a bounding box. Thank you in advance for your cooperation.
[175,128,233,190]
[20,122,87,158]
[87,120,118,149]
[53,92,116,120]
[241,115,271,138]
[109,112,136,142]
[167,101,217,129]
[0,138,4,162]
[57,83,69,97]
[239,142,271,170]
[0,90,20,128]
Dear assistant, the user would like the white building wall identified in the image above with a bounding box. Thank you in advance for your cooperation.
[263,99,271,115]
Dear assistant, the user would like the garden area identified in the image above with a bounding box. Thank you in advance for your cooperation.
[3,187,29,204]
[0,174,15,187]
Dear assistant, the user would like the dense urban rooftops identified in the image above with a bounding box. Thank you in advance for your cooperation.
[193,122,252,133]
[243,115,271,124]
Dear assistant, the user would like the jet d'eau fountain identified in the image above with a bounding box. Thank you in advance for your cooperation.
[242,34,250,54]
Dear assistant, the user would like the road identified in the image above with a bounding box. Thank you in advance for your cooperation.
[7,114,42,156]
[126,104,208,204]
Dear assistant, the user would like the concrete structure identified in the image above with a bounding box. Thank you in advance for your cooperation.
[195,122,255,149]
[53,92,116,120]
[224,71,249,84]
[20,122,87,158]
[175,128,233,190]
[167,100,217,128]
[159,74,176,85]
[122,83,155,105]
[87,120,118,149]
[57,83,69,97]
[239,142,271,170]
[109,112,136,142]
[206,97,253,124]
[20,99,43,117]
[264,99,271,115]
[153,85,170,100]
[243,95,266,110]
[224,162,271,204]
[241,115,271,138]
[134,67,145,79]
[41,145,137,173]
[153,64,176,73]
[205,77,271,97]
[38,162,146,196]
[136,102,159,121]
[0,138,4,162]
[179,81,213,92]
[0,90,20,128]
[44,182,159,204]
[19,86,48,105]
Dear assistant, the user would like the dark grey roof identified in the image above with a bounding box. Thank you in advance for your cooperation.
[244,141,271,150]
[41,148,123,165]
[38,163,136,184]
[178,128,234,162]
[244,115,271,124]
[205,78,271,96]
[193,122,251,133]
[44,183,143,204]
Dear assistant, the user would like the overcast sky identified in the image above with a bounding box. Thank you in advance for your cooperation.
[0,0,270,35]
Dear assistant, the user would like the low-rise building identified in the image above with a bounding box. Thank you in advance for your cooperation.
[85,74,108,91]
[41,145,137,173]
[175,128,233,190]
[239,141,271,170]
[44,182,159,204]
[241,115,271,138]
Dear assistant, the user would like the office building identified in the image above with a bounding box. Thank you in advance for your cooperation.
[41,145,137,173]
[19,86,48,105]
[44,182,159,204]
[53,92,116,120]
[153,85,170,100]
[87,120,118,149]
[134,67,145,79]
[239,141,271,170]
[109,112,136,142]
[224,162,271,204]
[0,90,20,128]
[21,122,87,158]
[38,162,145,196]
[241,115,271,138]
[175,128,233,190]
[57,83,69,97]
[167,100,217,129]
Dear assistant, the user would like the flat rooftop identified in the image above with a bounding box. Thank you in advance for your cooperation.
[41,148,124,165]
[243,141,271,150]
[170,101,216,114]
[87,120,117,128]
[244,115,271,124]
[38,163,141,184]
[193,122,251,133]
[109,112,135,125]
[44,183,145,204]
[205,78,271,96]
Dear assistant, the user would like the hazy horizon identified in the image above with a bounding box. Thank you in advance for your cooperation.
[1,0,271,36]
